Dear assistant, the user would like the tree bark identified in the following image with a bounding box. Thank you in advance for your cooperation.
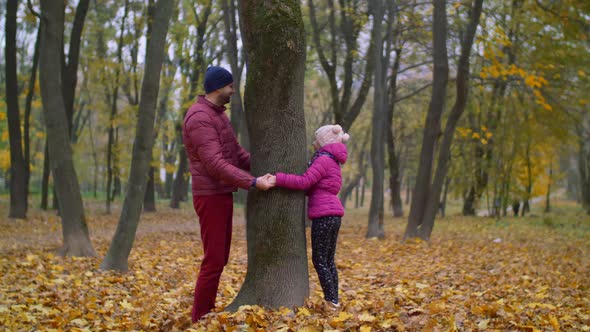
[39,0,96,256]
[100,0,174,271]
[5,0,28,218]
[227,0,309,310]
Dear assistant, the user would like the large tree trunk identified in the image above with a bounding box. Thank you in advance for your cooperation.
[101,0,173,271]
[5,0,28,218]
[404,0,449,240]
[227,0,308,310]
[366,0,387,239]
[39,0,96,257]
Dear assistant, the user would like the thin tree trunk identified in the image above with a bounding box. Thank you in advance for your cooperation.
[101,0,173,271]
[355,183,360,208]
[5,0,28,218]
[143,167,156,212]
[361,177,366,207]
[544,161,552,213]
[405,176,411,205]
[367,0,386,239]
[579,134,590,214]
[405,0,449,240]
[88,110,99,198]
[62,0,90,135]
[41,141,50,210]
[39,0,96,256]
[340,147,368,207]
[24,24,42,205]
[105,0,129,213]
[440,176,451,217]
[386,51,403,217]
[227,0,308,310]
[170,151,187,208]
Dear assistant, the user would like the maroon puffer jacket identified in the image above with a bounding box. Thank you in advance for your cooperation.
[183,95,254,196]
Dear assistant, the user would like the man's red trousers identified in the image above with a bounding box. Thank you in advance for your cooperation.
[191,193,233,322]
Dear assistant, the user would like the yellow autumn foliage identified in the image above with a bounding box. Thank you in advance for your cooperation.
[0,149,10,170]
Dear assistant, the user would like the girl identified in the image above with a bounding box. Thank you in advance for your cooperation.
[268,124,349,309]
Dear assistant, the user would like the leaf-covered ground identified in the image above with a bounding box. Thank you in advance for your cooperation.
[0,199,589,331]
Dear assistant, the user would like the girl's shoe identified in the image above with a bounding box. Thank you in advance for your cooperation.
[325,300,340,311]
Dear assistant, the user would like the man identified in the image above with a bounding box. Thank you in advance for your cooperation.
[183,66,271,321]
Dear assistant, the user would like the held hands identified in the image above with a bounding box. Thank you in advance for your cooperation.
[255,173,277,191]
[266,174,276,186]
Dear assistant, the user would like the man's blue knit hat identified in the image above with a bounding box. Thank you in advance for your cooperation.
[204,66,233,93]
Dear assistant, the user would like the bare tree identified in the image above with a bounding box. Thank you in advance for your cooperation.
[307,0,375,132]
[5,0,28,218]
[170,0,214,209]
[101,0,174,271]
[367,0,387,238]
[39,0,96,256]
[405,0,484,240]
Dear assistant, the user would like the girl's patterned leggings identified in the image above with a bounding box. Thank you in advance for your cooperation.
[311,216,341,304]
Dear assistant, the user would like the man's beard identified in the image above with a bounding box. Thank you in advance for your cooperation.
[222,94,231,105]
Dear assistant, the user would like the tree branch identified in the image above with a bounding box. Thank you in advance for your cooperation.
[27,0,43,20]
[394,82,432,103]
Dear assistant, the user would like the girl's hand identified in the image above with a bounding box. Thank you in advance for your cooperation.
[262,174,277,187]
[268,175,276,186]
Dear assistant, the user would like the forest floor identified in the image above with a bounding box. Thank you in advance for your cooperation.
[0,196,589,331]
